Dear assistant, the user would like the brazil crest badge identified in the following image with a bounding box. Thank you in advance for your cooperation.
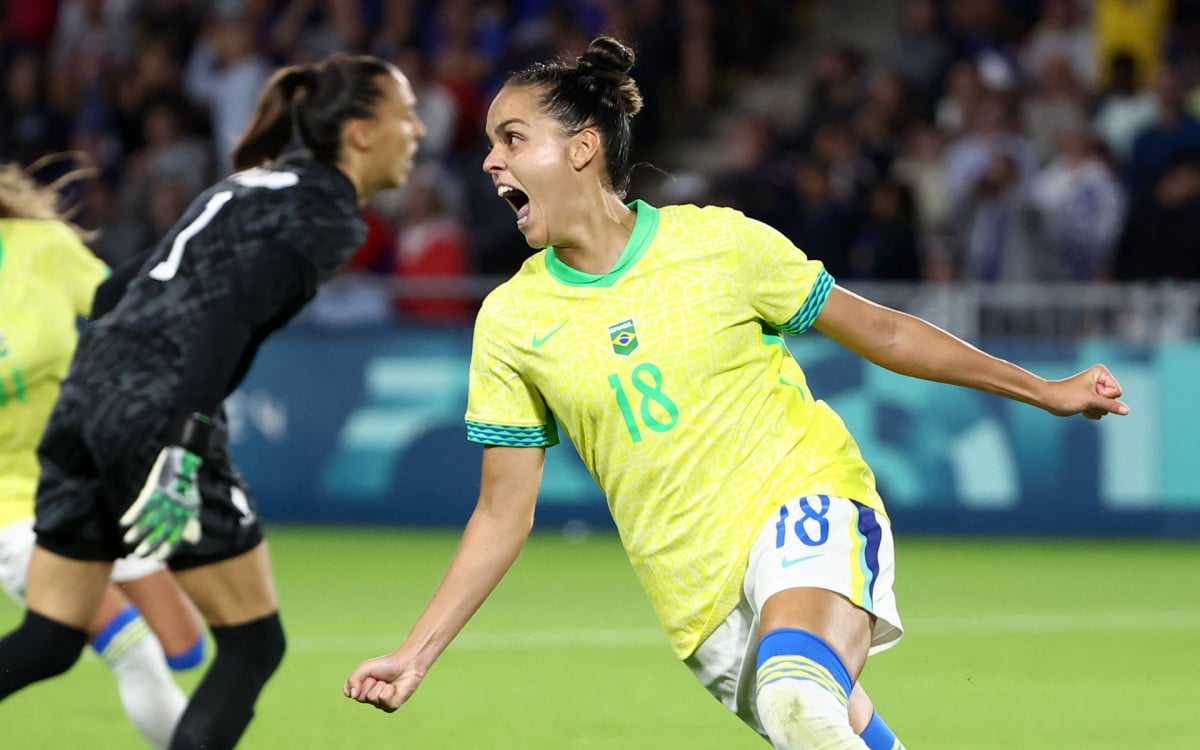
[608,319,638,356]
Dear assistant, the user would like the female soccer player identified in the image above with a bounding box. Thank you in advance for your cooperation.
[0,162,205,747]
[345,37,1128,749]
[0,53,425,749]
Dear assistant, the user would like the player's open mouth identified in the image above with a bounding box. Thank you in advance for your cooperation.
[497,185,531,227]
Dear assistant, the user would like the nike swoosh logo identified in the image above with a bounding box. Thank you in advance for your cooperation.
[780,553,822,568]
[532,322,568,348]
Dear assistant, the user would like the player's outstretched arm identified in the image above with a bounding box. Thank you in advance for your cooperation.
[814,286,1130,420]
[344,445,544,712]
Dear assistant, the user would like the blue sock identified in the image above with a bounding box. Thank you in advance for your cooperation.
[756,628,853,705]
[90,605,142,658]
[861,709,904,750]
[166,632,207,671]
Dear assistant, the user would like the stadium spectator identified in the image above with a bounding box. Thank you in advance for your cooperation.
[847,179,923,281]
[787,158,857,279]
[854,69,921,175]
[944,91,1038,200]
[811,120,877,207]
[76,166,148,266]
[1021,54,1089,163]
[882,0,951,102]
[1113,156,1200,280]
[1092,52,1161,163]
[390,166,474,321]
[953,151,1044,282]
[1127,64,1200,201]
[50,0,136,88]
[1020,0,1094,87]
[1029,128,1127,280]
[184,10,273,171]
[120,94,213,222]
[943,0,1013,63]
[1094,0,1171,89]
[796,43,867,147]
[708,114,796,231]
[892,120,952,238]
[391,44,459,165]
[0,48,72,165]
[935,59,985,135]
[677,0,717,125]
[4,0,59,50]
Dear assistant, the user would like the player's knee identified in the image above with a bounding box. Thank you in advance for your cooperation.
[211,611,285,680]
[755,629,863,749]
[7,610,89,682]
[166,632,207,671]
[168,614,285,750]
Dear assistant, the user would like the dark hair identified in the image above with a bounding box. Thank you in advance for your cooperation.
[507,36,643,196]
[232,54,395,170]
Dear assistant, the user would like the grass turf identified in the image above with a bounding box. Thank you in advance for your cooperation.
[2,528,1196,749]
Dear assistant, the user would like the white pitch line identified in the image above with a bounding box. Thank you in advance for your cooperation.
[287,610,1200,655]
[289,628,665,655]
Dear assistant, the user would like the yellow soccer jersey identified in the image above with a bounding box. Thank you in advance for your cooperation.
[466,201,884,659]
[0,219,108,527]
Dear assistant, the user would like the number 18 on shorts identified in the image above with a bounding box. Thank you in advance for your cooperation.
[745,496,904,654]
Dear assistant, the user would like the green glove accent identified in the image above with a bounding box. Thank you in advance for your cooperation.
[120,446,203,561]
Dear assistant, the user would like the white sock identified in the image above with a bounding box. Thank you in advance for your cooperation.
[93,607,188,749]
[757,679,871,750]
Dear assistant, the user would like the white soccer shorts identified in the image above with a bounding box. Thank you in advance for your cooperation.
[684,495,903,736]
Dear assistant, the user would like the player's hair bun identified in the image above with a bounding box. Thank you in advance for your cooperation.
[579,36,636,76]
[577,36,643,117]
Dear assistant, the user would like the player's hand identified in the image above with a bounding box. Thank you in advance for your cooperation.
[120,446,203,560]
[1042,364,1130,420]
[344,651,427,713]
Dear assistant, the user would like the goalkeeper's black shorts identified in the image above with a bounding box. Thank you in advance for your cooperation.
[33,374,263,571]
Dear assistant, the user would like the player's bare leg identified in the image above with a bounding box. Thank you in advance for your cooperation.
[167,542,284,750]
[122,568,207,668]
[25,545,112,627]
[848,682,875,732]
[173,541,278,625]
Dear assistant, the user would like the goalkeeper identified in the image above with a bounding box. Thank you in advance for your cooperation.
[0,52,426,750]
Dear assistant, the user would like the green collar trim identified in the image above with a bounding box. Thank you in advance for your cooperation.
[545,200,659,287]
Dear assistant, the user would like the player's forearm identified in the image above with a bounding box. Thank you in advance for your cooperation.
[397,501,534,670]
[870,311,1051,409]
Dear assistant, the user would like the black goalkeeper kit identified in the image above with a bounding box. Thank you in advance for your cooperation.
[34,155,367,569]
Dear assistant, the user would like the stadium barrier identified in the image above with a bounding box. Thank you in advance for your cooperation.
[229,314,1200,537]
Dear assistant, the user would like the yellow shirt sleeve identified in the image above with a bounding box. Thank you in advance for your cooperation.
[733,211,834,335]
[47,223,109,318]
[464,293,560,447]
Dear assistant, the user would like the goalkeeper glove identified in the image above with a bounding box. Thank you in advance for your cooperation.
[120,415,212,560]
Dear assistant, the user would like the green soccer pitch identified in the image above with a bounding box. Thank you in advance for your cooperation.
[2,528,1197,749]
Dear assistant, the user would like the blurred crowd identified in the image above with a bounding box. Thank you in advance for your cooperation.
[698,0,1200,286]
[0,0,799,323]
[2,0,1199,327]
